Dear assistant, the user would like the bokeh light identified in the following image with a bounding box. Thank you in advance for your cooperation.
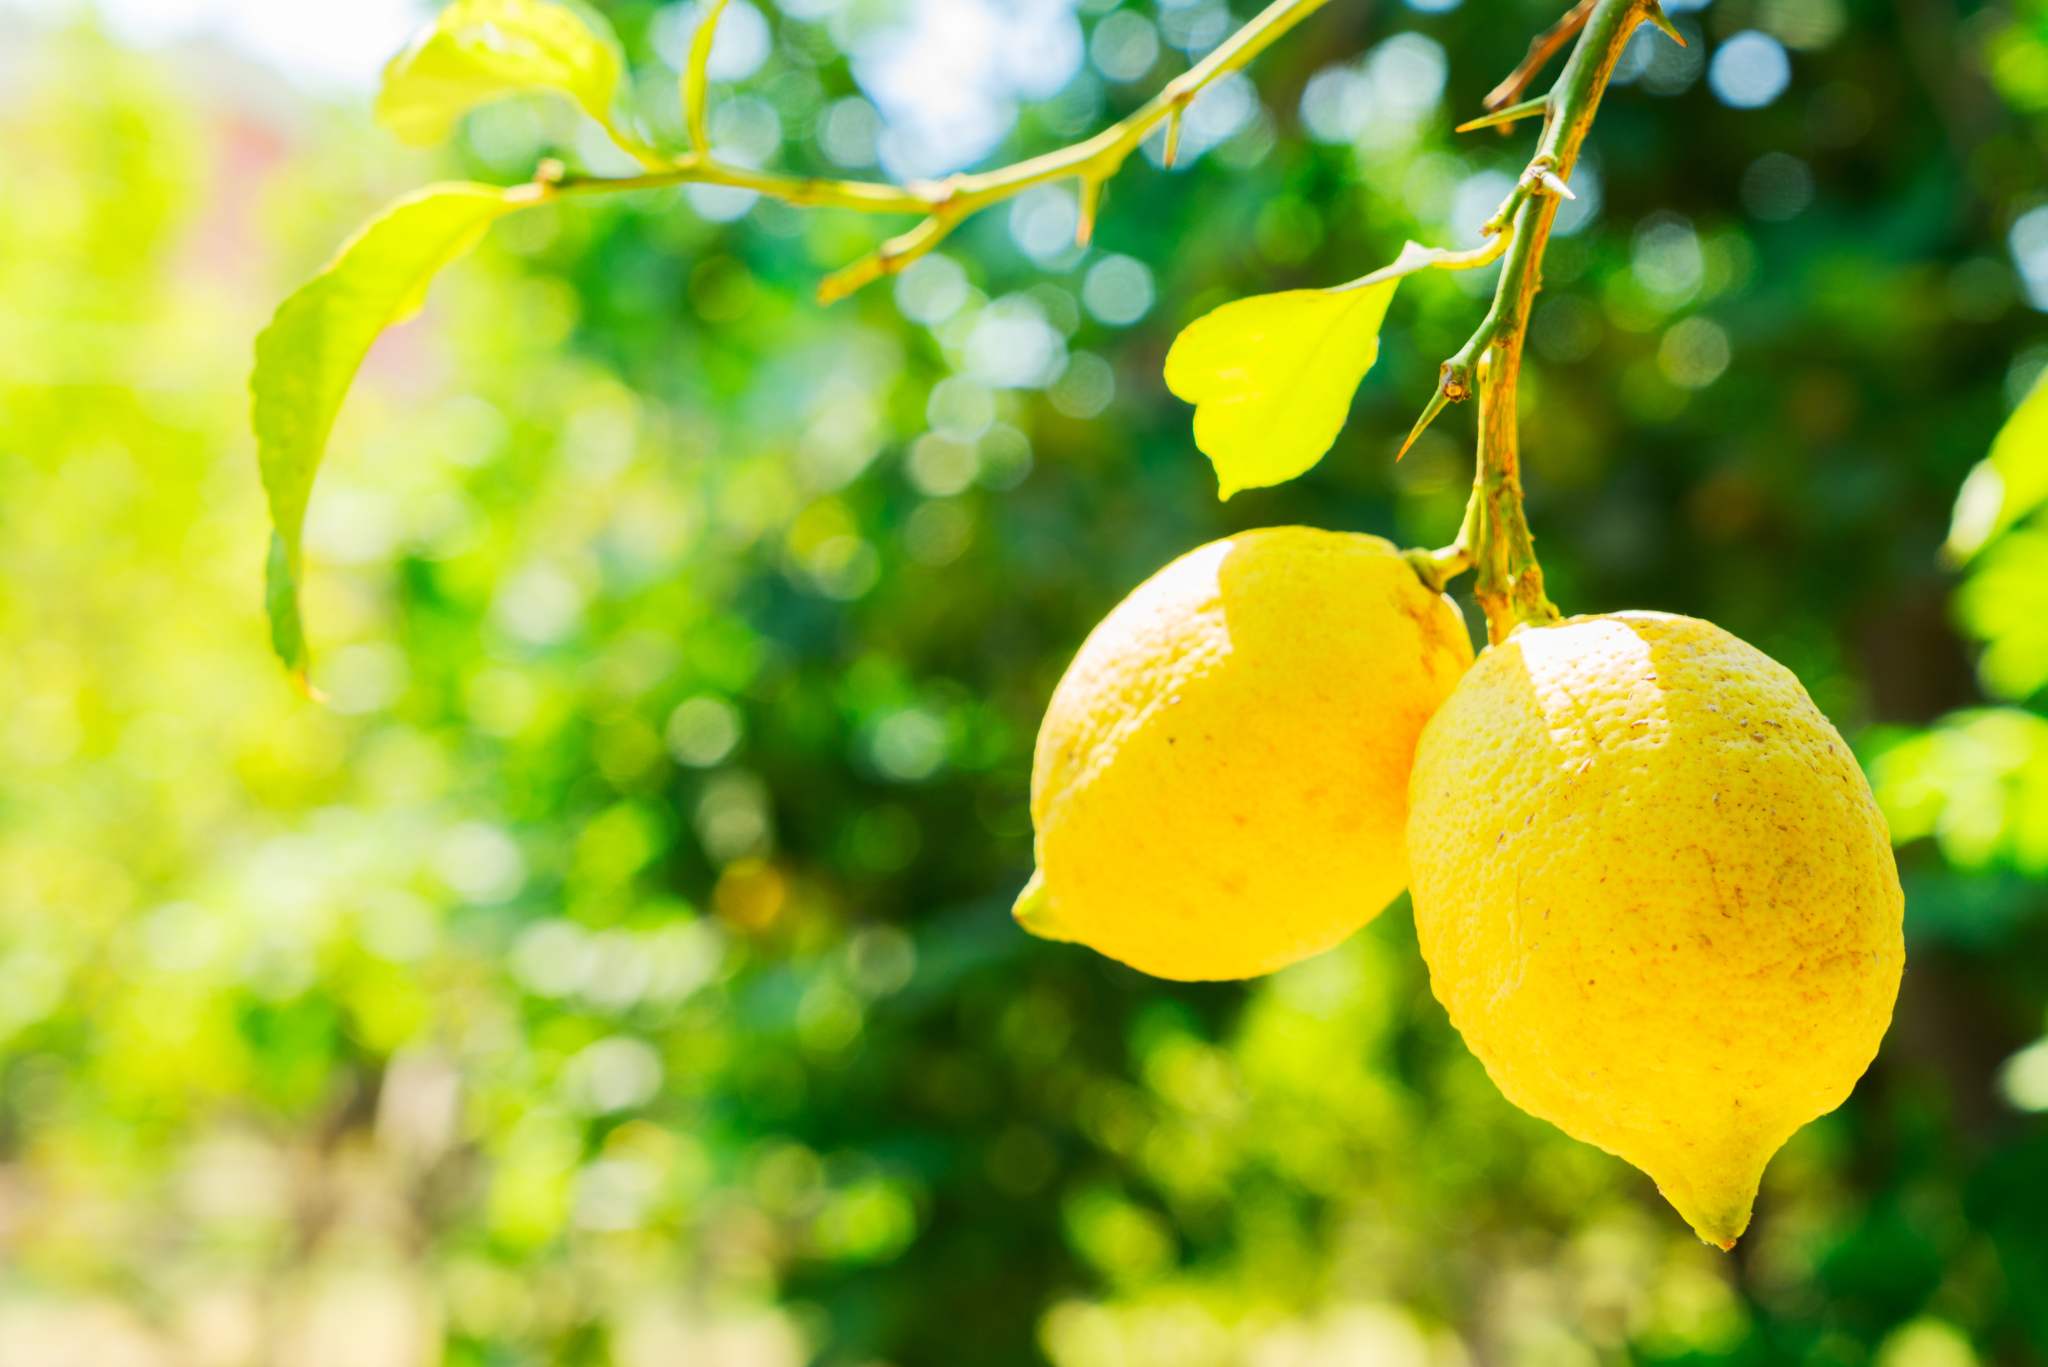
[0,0,2044,1361]
[1708,30,1793,109]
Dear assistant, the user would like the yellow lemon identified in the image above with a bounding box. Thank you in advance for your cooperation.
[1407,611,1904,1248]
[1018,527,1474,981]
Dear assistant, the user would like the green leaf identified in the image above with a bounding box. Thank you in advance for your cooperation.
[1162,243,1466,499]
[1957,526,2048,700]
[1869,708,2048,873]
[1946,371,2048,563]
[252,183,530,682]
[377,0,625,147]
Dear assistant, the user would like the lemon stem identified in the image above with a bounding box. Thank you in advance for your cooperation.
[1431,0,1665,642]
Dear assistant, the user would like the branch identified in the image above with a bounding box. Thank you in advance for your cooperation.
[548,0,1335,303]
[1426,0,1662,640]
[1482,0,1595,112]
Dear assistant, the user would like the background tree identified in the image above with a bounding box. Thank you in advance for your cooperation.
[0,0,2044,1362]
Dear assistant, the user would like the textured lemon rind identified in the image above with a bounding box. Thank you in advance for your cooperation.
[1024,527,1474,982]
[1407,611,1905,1247]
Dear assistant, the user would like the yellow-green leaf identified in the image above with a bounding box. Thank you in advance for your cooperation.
[1162,240,1501,498]
[1948,372,2048,563]
[377,0,624,147]
[252,183,532,683]
[1164,278,1403,499]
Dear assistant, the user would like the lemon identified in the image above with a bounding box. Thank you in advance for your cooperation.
[1407,611,1904,1247]
[1017,527,1474,981]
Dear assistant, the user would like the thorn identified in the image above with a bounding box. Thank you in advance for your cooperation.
[1536,168,1576,200]
[1399,364,1471,462]
[1455,96,1550,134]
[1163,110,1184,168]
[1397,387,1454,462]
[1075,177,1102,247]
[1645,2,1687,45]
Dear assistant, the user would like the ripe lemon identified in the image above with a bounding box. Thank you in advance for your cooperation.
[1017,527,1474,981]
[1407,611,1904,1247]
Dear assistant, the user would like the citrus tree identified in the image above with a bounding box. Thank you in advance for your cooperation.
[0,0,2041,1359]
[247,0,2048,1278]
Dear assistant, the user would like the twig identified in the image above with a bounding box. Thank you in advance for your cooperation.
[547,0,1335,303]
[1435,0,1660,639]
[683,0,734,154]
[1483,0,1596,112]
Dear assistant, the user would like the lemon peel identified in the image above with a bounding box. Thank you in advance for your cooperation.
[1020,527,1474,981]
[1407,611,1905,1247]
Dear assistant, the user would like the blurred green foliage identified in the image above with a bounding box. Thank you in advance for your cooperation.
[2,0,2047,1363]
